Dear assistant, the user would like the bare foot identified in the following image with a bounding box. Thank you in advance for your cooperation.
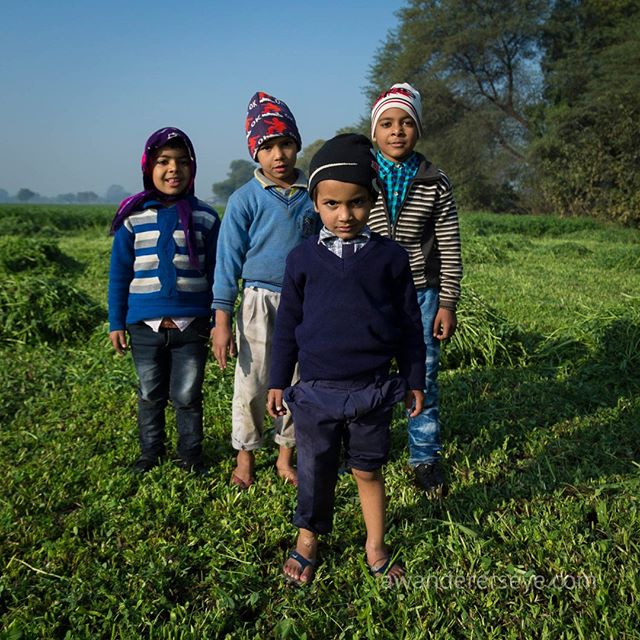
[276,464,298,486]
[276,445,298,487]
[231,450,255,489]
[283,529,317,586]
[366,543,405,585]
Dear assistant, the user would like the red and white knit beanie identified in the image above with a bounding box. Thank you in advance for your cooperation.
[370,82,423,139]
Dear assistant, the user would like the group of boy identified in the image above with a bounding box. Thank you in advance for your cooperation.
[108,83,462,586]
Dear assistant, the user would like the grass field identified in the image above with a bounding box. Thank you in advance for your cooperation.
[1,205,639,639]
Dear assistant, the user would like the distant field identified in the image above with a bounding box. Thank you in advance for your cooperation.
[1,205,638,638]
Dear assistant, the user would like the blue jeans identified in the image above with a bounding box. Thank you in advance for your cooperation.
[408,288,442,466]
[128,318,209,461]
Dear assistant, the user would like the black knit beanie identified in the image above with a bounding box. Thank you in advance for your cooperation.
[308,133,378,196]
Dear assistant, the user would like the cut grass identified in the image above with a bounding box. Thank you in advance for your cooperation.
[0,207,639,638]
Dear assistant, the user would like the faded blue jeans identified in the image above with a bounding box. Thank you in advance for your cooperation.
[408,288,442,466]
[128,318,209,461]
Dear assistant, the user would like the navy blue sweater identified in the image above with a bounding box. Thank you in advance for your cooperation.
[269,233,426,389]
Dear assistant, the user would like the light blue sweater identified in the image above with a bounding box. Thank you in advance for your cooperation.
[212,175,318,313]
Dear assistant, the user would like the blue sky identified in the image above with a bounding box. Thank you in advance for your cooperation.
[0,0,403,198]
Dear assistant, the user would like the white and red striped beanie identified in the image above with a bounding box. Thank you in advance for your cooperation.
[370,82,423,139]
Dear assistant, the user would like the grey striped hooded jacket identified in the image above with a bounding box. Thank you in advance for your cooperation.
[368,154,462,310]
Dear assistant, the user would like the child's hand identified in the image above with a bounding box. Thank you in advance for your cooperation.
[433,308,457,340]
[109,330,128,355]
[267,389,287,419]
[211,310,236,369]
[405,389,425,417]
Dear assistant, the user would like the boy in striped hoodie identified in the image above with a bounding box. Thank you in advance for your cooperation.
[369,83,463,495]
[108,127,220,474]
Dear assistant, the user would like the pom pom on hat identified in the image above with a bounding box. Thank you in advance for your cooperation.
[308,133,378,196]
[245,92,302,161]
[370,82,423,139]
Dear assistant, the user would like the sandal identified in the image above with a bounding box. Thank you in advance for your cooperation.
[283,549,316,587]
[368,551,405,584]
[230,473,254,490]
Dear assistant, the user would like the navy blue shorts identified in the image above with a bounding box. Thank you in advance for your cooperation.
[284,375,407,534]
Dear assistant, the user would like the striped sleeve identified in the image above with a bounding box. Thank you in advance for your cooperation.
[433,172,462,309]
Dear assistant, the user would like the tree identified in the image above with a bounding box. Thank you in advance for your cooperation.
[76,191,100,203]
[17,188,37,202]
[295,139,326,177]
[530,0,640,225]
[367,0,548,210]
[0,189,9,203]
[105,184,130,203]
[212,160,255,202]
[56,193,77,203]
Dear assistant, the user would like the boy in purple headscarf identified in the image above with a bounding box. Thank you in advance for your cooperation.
[108,127,220,474]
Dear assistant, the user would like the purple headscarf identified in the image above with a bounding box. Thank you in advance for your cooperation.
[110,127,199,268]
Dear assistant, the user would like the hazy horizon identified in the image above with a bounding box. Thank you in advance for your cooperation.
[1,0,403,199]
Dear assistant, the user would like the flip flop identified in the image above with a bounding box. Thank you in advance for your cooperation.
[283,549,316,587]
[230,473,254,490]
[368,551,405,584]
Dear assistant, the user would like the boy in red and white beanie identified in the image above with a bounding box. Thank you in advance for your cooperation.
[212,92,319,490]
[370,82,423,139]
[368,82,463,496]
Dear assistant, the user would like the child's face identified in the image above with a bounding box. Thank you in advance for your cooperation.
[374,108,419,162]
[151,144,192,197]
[256,136,298,187]
[314,180,373,240]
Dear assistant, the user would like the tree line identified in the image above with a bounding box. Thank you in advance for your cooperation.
[214,0,639,226]
[0,185,132,205]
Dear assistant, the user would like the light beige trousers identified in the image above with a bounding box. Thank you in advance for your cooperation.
[231,287,297,450]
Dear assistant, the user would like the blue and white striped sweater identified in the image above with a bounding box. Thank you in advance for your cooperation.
[108,199,220,331]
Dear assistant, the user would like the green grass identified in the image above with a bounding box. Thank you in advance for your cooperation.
[1,206,639,638]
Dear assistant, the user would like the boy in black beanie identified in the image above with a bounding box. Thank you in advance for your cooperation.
[267,133,426,586]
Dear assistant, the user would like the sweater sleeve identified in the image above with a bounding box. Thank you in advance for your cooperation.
[202,207,221,318]
[107,224,135,331]
[212,192,252,314]
[393,253,427,389]
[269,252,304,389]
[434,173,463,310]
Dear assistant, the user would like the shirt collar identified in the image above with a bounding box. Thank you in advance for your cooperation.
[254,167,308,190]
[376,150,420,175]
[318,225,371,244]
